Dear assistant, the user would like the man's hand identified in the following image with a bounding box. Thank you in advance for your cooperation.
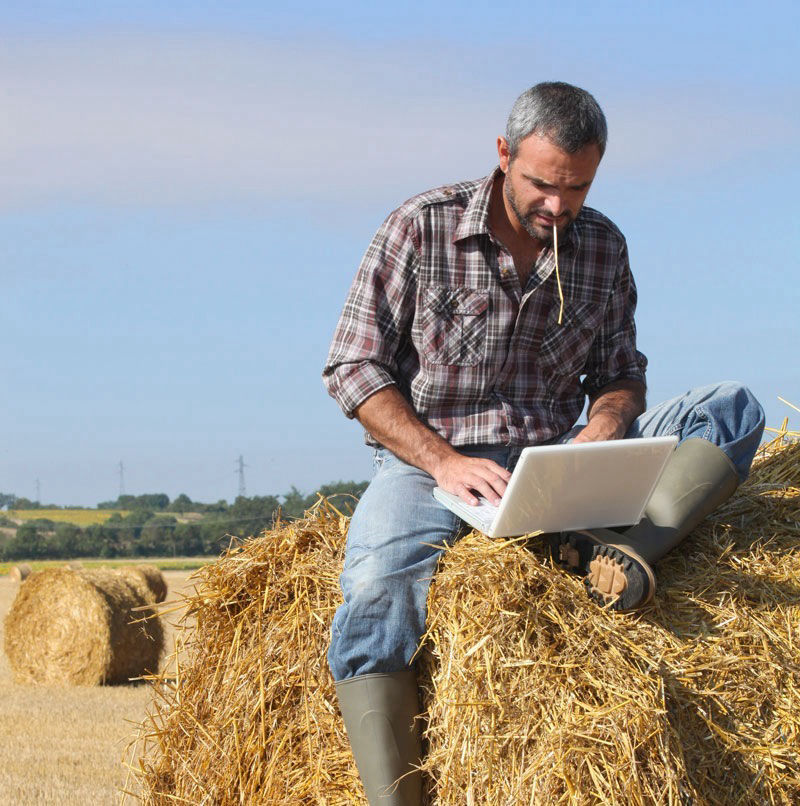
[354,386,510,505]
[430,453,511,506]
[573,379,646,444]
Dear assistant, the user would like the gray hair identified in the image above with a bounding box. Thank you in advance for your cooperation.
[505,82,607,158]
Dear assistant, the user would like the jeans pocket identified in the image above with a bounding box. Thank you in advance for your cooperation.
[418,284,489,366]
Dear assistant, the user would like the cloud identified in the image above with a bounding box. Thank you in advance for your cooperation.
[2,33,797,210]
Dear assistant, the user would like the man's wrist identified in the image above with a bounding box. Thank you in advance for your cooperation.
[416,436,459,479]
[588,411,627,439]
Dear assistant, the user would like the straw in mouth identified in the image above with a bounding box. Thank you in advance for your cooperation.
[553,221,564,324]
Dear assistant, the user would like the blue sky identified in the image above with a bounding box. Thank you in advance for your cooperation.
[3,1,798,506]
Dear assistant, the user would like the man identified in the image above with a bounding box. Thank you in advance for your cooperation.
[322,82,764,805]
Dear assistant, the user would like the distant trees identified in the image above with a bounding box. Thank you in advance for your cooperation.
[11,497,42,510]
[168,493,194,514]
[98,493,170,511]
[0,479,370,562]
[0,493,16,510]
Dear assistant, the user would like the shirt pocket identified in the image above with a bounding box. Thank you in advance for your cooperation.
[419,285,490,366]
[537,299,604,379]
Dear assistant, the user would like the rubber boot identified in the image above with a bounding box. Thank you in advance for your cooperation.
[335,670,422,805]
[551,438,739,610]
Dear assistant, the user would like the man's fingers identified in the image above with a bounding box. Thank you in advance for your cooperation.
[456,468,507,506]
[475,459,512,481]
[454,484,480,506]
[467,476,504,506]
[468,461,510,498]
[436,455,512,506]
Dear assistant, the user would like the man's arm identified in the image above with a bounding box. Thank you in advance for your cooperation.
[577,233,647,443]
[355,386,511,506]
[573,379,646,443]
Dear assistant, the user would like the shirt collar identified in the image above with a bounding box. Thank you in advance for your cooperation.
[452,169,499,243]
[452,166,581,253]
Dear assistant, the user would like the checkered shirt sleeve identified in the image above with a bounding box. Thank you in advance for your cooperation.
[323,209,417,417]
[581,239,648,398]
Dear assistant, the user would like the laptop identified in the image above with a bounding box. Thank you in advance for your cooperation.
[432,436,678,538]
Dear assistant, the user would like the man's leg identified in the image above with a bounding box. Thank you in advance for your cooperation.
[552,381,765,610]
[329,446,508,804]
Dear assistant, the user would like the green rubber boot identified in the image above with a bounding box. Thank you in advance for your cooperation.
[335,670,422,805]
[551,437,740,610]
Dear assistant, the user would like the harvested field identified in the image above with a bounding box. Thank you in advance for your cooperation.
[0,571,197,805]
[0,557,209,578]
[130,433,800,805]
[4,509,130,526]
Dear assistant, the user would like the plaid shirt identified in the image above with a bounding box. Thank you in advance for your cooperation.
[323,168,647,448]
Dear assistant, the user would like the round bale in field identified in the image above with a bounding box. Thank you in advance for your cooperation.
[9,564,32,583]
[66,561,84,570]
[123,564,168,604]
[3,567,164,685]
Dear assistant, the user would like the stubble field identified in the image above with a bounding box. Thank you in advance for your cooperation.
[0,571,196,805]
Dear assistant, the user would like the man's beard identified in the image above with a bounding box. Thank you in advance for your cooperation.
[504,180,571,242]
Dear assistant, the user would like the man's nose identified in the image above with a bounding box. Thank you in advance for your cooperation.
[545,193,564,216]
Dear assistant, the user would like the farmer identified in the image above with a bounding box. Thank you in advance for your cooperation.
[322,82,764,805]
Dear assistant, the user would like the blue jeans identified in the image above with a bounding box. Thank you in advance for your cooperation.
[328,381,764,680]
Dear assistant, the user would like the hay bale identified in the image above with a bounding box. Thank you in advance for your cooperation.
[120,565,168,604]
[9,564,31,582]
[4,567,164,685]
[131,437,800,804]
[66,560,84,570]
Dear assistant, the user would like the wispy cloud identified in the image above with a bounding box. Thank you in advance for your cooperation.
[3,33,797,209]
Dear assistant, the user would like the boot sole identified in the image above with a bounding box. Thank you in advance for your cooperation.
[550,531,656,611]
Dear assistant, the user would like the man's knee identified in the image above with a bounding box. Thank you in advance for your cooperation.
[705,381,765,437]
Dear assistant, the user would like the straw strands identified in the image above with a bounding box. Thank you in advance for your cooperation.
[4,568,164,685]
[130,433,800,805]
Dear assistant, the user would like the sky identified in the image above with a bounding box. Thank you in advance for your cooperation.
[3,0,799,506]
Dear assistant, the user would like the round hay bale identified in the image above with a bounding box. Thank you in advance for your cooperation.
[4,567,164,685]
[66,561,84,570]
[131,438,800,804]
[124,564,168,604]
[9,564,31,583]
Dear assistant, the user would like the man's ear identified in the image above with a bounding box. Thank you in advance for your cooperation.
[497,136,511,173]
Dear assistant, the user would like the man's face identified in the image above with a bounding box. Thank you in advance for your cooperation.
[498,133,602,242]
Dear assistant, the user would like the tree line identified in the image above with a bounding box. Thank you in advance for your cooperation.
[0,481,367,562]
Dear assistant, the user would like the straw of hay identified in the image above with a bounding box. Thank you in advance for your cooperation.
[10,563,32,582]
[119,565,168,604]
[4,567,164,685]
[129,435,800,805]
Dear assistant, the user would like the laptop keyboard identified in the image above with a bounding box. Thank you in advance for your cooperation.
[468,496,500,522]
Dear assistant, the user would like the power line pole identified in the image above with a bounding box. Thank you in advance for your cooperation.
[35,478,41,503]
[236,455,247,498]
[118,461,125,497]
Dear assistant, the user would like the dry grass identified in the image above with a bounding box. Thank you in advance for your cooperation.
[129,433,800,805]
[0,571,196,805]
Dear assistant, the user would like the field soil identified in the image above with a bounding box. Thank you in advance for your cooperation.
[0,570,197,805]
